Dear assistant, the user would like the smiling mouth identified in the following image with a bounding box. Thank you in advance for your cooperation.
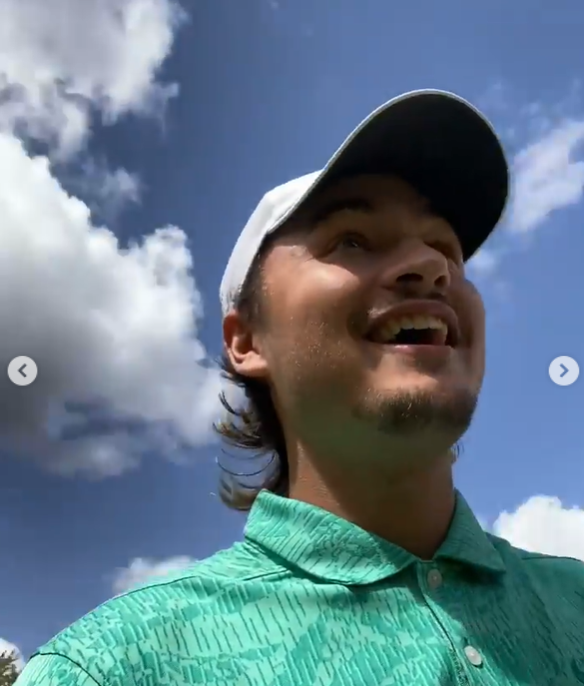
[367,314,457,347]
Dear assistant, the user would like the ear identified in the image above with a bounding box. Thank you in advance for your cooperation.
[222,309,269,379]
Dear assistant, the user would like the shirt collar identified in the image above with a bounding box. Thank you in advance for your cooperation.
[244,489,506,585]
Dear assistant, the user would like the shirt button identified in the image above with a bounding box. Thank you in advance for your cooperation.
[427,568,442,589]
[464,645,483,667]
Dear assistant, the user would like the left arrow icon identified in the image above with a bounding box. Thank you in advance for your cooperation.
[8,356,38,386]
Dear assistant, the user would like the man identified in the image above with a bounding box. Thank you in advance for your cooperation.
[17,90,584,686]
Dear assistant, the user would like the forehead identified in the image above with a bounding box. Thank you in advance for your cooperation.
[280,174,455,243]
[299,173,432,218]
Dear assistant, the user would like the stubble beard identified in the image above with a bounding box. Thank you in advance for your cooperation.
[353,386,479,447]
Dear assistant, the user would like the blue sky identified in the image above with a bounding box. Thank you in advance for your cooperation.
[2,0,584,663]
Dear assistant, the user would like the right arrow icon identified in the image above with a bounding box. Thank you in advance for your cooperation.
[550,356,579,386]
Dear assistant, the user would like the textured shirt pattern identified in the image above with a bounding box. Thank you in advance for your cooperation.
[16,490,584,685]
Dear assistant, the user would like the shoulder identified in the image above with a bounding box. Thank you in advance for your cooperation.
[17,542,283,686]
[15,654,98,686]
[487,532,584,605]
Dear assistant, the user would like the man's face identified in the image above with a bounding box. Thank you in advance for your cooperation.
[235,174,486,459]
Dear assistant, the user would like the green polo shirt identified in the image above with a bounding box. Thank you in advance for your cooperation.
[16,490,584,686]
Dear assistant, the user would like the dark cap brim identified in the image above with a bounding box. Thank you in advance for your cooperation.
[314,90,509,261]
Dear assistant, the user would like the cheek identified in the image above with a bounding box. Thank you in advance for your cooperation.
[266,265,361,336]
[454,278,486,342]
[465,289,486,378]
[262,269,366,392]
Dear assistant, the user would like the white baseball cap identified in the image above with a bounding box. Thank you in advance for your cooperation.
[220,89,509,316]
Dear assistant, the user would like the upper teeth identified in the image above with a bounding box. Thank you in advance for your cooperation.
[374,315,448,342]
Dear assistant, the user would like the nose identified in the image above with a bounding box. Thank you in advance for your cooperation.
[381,240,451,296]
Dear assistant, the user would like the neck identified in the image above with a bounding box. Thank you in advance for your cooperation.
[287,445,456,560]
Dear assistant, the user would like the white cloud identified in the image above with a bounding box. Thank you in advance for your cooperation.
[0,638,24,671]
[0,0,187,157]
[62,159,143,221]
[99,168,141,206]
[0,138,223,475]
[0,0,227,477]
[474,85,584,276]
[468,247,500,276]
[509,119,584,233]
[493,496,584,561]
[112,556,196,594]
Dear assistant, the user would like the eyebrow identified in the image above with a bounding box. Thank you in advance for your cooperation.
[309,197,375,227]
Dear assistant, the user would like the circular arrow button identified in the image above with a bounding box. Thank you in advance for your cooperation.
[7,356,38,386]
[549,356,579,386]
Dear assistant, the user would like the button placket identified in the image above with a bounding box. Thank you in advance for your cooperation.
[427,568,443,589]
[464,645,483,667]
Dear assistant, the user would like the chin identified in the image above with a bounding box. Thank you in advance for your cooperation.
[375,371,461,395]
[357,379,479,438]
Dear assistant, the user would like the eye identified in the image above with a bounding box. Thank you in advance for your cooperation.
[334,233,371,251]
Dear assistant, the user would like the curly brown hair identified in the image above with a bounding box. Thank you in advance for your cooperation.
[213,238,289,511]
